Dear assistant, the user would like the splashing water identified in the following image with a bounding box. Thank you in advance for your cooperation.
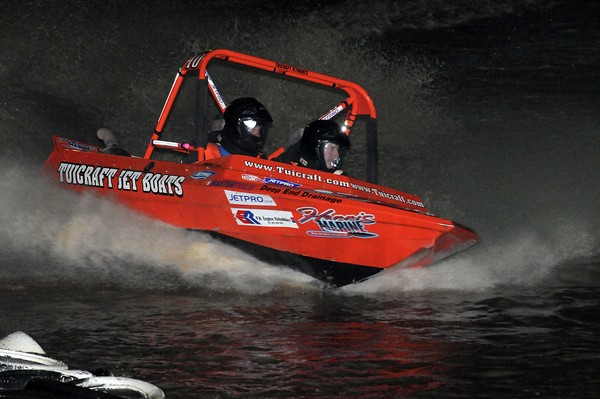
[0,165,319,294]
[1,163,593,297]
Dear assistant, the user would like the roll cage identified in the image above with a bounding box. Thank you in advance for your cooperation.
[143,49,380,183]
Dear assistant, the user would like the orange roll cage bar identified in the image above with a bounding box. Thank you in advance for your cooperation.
[144,49,379,183]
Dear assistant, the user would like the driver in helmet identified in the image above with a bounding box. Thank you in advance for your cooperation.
[273,119,350,174]
[205,97,272,158]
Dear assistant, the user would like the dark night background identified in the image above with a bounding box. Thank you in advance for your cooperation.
[1,1,599,398]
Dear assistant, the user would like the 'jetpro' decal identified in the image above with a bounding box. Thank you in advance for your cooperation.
[263,177,301,188]
[225,190,276,206]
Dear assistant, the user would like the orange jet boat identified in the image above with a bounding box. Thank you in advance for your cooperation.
[43,49,479,287]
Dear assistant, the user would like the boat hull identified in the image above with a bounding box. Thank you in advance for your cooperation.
[43,136,479,286]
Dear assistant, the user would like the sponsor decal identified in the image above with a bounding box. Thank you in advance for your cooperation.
[225,190,276,206]
[239,159,422,208]
[263,177,301,188]
[259,185,282,194]
[274,187,342,204]
[300,191,342,204]
[190,170,216,180]
[241,174,261,182]
[231,209,298,228]
[58,138,99,152]
[275,62,309,75]
[321,104,345,120]
[258,185,342,204]
[296,207,378,238]
[242,160,350,188]
[207,179,254,190]
[349,182,426,209]
[56,162,185,197]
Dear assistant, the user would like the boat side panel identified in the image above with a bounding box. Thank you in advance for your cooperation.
[42,139,476,271]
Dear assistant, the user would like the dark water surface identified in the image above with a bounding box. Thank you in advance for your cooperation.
[1,1,599,397]
[2,278,599,398]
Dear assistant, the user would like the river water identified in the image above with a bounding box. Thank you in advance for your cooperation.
[1,1,599,398]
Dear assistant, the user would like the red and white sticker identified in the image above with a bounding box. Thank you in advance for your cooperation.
[231,209,298,228]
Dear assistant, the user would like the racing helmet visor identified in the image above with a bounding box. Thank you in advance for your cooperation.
[319,140,346,169]
[239,117,269,147]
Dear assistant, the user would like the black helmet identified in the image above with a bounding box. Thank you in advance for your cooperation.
[300,119,350,170]
[222,97,272,153]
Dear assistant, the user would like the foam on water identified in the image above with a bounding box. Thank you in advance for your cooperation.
[1,164,594,297]
[0,165,319,294]
[343,218,596,295]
